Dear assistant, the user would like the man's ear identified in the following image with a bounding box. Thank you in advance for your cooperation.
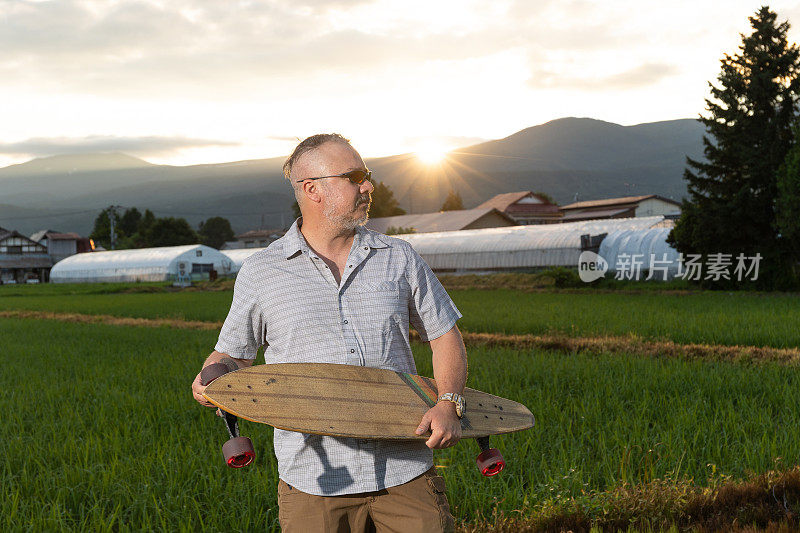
[301,180,323,204]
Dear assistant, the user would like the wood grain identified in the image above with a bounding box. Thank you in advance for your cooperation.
[203,363,535,439]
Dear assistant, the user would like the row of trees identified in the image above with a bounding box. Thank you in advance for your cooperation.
[668,6,800,289]
[90,207,235,250]
[92,186,465,251]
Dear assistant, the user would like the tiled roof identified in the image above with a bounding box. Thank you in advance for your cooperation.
[476,191,556,211]
[561,195,680,210]
[365,208,516,234]
[560,207,634,221]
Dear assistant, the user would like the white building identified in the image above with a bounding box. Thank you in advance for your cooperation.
[221,248,268,274]
[395,216,670,272]
[50,245,233,283]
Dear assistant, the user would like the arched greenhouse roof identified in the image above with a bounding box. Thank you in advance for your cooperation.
[598,227,680,278]
[395,216,668,271]
[50,244,233,283]
[221,248,268,273]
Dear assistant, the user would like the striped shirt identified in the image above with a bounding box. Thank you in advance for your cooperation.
[214,219,462,495]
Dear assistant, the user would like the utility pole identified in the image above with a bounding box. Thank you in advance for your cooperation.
[107,205,121,250]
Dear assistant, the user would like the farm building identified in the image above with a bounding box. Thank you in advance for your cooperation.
[221,247,268,274]
[598,227,681,279]
[50,245,233,283]
[366,208,517,235]
[30,229,94,263]
[476,191,563,225]
[0,228,52,283]
[394,216,670,272]
[560,195,682,222]
[227,228,286,249]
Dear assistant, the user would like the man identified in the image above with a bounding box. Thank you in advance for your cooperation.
[191,133,467,532]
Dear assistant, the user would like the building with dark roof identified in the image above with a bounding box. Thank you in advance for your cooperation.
[30,230,94,263]
[0,229,53,283]
[559,195,681,222]
[229,229,286,249]
[476,191,562,225]
[365,208,517,235]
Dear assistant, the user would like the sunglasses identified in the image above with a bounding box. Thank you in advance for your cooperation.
[295,169,373,185]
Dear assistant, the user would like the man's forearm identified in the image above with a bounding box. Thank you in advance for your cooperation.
[429,326,467,395]
[202,350,254,369]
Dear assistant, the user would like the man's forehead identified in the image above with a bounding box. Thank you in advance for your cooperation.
[294,141,363,178]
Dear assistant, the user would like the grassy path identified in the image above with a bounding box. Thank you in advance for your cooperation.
[5,309,800,366]
[4,287,800,348]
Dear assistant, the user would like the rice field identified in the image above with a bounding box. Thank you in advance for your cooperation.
[4,283,800,347]
[2,283,800,531]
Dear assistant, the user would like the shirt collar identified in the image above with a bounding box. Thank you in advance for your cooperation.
[283,218,391,259]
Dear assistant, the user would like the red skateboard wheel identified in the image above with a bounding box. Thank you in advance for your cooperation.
[200,358,239,386]
[222,436,255,468]
[476,448,505,476]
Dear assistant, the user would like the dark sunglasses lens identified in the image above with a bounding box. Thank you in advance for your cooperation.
[346,170,371,184]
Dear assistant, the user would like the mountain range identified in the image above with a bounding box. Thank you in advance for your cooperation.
[0,117,705,236]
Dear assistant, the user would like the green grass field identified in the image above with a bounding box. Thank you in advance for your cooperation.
[2,284,800,530]
[4,283,800,347]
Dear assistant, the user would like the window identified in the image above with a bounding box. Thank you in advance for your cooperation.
[6,246,21,254]
[196,250,203,257]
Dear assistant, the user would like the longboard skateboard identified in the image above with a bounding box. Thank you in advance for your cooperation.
[200,359,535,476]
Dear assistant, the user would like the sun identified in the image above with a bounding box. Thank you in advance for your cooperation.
[415,140,449,165]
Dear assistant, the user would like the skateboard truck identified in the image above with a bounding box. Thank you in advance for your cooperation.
[200,358,255,468]
[475,436,505,476]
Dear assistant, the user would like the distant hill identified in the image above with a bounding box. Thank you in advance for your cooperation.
[0,117,704,235]
[368,117,703,213]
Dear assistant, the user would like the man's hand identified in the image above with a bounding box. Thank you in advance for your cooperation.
[191,351,253,407]
[191,371,216,407]
[415,401,463,449]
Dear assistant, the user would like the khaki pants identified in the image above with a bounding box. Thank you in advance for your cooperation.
[277,468,455,533]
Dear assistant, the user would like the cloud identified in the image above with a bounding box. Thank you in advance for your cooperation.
[528,62,681,90]
[0,0,519,97]
[0,135,238,157]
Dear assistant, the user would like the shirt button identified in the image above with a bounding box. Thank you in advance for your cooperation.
[364,247,368,250]
[348,265,352,268]
[350,349,355,353]
[343,320,348,324]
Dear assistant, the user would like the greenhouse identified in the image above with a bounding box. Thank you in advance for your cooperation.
[221,248,268,274]
[50,245,234,283]
[598,227,680,280]
[395,216,671,272]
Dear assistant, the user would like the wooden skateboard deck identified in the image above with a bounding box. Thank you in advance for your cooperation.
[202,363,534,440]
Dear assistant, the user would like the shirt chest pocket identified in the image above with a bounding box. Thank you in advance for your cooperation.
[347,281,402,326]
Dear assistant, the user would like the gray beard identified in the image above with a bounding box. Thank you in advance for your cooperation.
[324,204,369,231]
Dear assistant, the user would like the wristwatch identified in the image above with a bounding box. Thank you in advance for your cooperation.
[437,393,466,418]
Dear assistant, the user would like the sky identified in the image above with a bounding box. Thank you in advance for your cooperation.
[3,0,800,168]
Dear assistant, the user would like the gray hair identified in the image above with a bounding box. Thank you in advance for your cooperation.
[283,133,352,181]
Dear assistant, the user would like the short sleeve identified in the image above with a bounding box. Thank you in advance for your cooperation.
[403,244,462,341]
[214,259,265,359]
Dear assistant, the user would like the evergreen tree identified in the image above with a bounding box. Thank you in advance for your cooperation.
[776,122,800,280]
[440,190,464,211]
[119,208,142,236]
[668,6,800,289]
[368,181,406,218]
[139,209,156,234]
[198,216,235,249]
[144,217,198,247]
